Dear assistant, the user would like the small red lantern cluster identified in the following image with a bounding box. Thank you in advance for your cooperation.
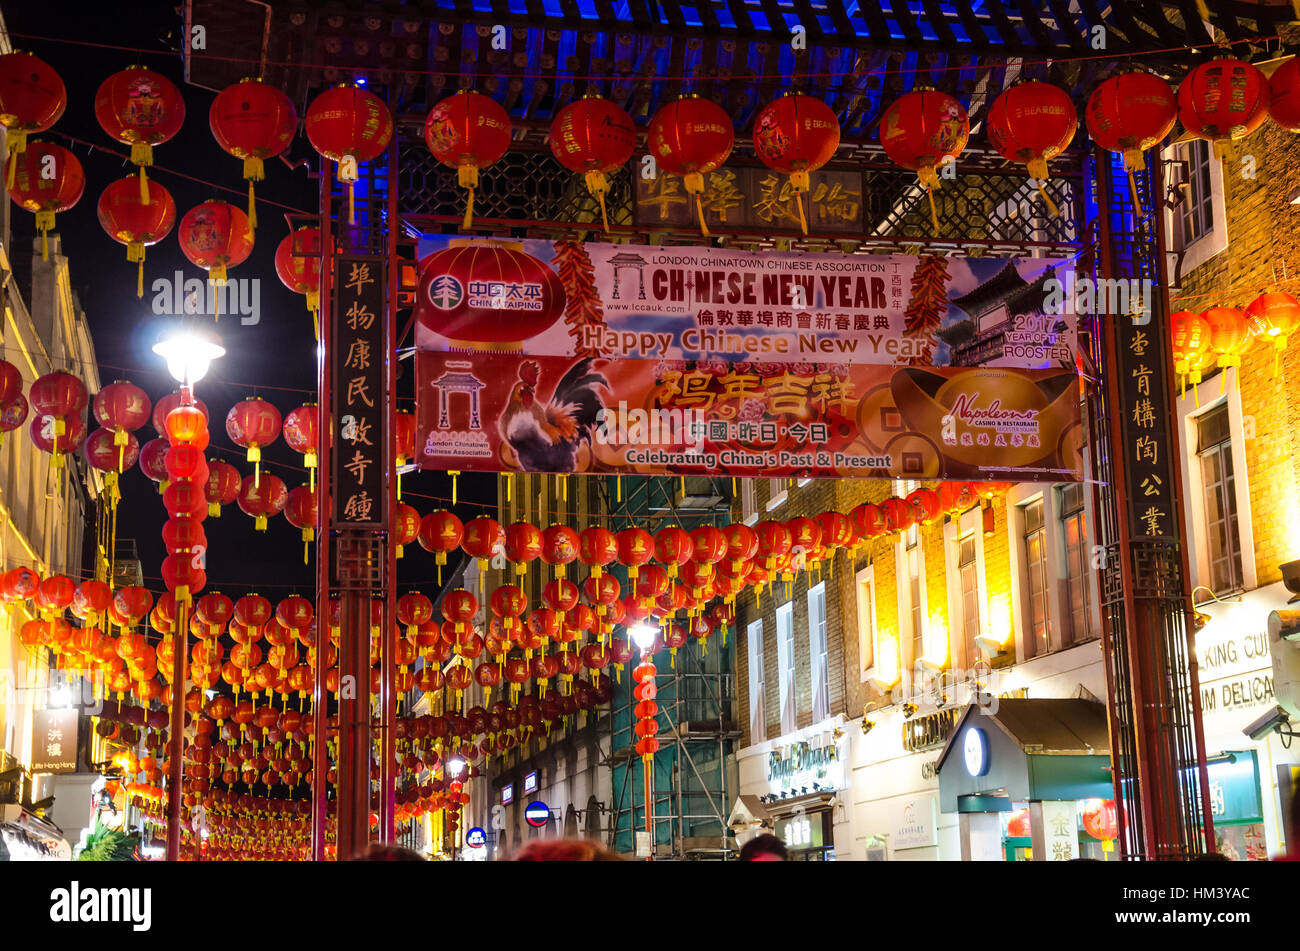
[159,390,209,605]
[1169,291,1297,397]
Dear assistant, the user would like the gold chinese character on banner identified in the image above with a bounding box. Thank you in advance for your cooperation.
[344,339,372,371]
[699,169,743,223]
[344,449,372,484]
[753,173,803,228]
[1131,398,1155,428]
[664,371,716,411]
[811,180,861,222]
[1129,330,1149,357]
[642,175,688,219]
[1139,474,1163,496]
[1132,364,1152,397]
[346,301,376,331]
[765,373,815,418]
[343,491,373,521]
[344,262,375,294]
[346,376,375,409]
[1140,505,1166,536]
[1134,435,1159,465]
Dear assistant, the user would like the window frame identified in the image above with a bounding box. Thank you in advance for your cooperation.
[775,602,797,736]
[1057,483,1095,647]
[855,564,878,683]
[766,477,788,512]
[807,582,829,723]
[1020,496,1052,660]
[746,619,766,743]
[1161,138,1228,283]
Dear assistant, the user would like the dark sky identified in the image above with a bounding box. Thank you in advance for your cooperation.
[7,1,492,599]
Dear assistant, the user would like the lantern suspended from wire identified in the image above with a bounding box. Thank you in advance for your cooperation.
[647,95,735,236]
[5,141,84,260]
[1245,290,1300,375]
[751,92,840,234]
[97,175,176,297]
[225,397,281,487]
[284,485,317,564]
[1085,70,1177,218]
[1177,58,1269,161]
[274,227,323,338]
[305,83,393,225]
[424,90,512,230]
[986,80,1077,217]
[178,200,254,304]
[0,51,66,186]
[549,96,635,232]
[282,403,318,490]
[879,86,969,233]
[94,66,185,204]
[208,78,297,229]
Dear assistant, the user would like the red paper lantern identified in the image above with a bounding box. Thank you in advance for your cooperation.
[986,80,1077,215]
[282,403,318,482]
[722,523,758,564]
[443,589,478,625]
[204,459,241,517]
[1268,56,1300,133]
[1170,310,1212,390]
[97,175,177,296]
[463,515,505,564]
[583,573,621,608]
[305,82,392,169]
[784,517,821,558]
[1006,808,1031,839]
[881,497,914,533]
[906,488,941,524]
[226,397,281,478]
[879,87,969,229]
[274,227,324,329]
[393,503,420,559]
[0,361,20,407]
[161,553,205,601]
[419,509,464,571]
[415,242,566,348]
[0,51,66,160]
[578,526,618,579]
[153,391,208,435]
[178,200,253,285]
[616,527,655,579]
[489,585,527,619]
[754,520,792,568]
[6,141,84,259]
[653,526,693,577]
[2,393,30,447]
[93,381,150,440]
[549,96,635,231]
[751,93,840,233]
[1178,58,1268,156]
[1245,291,1300,357]
[1203,305,1251,371]
[424,90,511,228]
[94,66,184,201]
[1085,70,1177,208]
[208,78,297,229]
[647,96,735,235]
[394,410,416,467]
[1081,798,1119,840]
[284,485,318,555]
[165,405,208,447]
[541,524,580,578]
[687,525,727,565]
[813,511,853,552]
[163,443,208,483]
[542,579,580,614]
[84,427,137,477]
[237,473,288,531]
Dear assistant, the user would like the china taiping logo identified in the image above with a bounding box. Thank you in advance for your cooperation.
[426,275,464,310]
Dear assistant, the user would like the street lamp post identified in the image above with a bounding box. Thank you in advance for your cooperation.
[153,323,223,862]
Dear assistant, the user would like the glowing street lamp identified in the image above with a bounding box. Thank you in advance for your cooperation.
[629,621,659,653]
[152,323,225,390]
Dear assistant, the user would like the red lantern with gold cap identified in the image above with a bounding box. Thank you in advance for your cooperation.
[6,141,84,260]
[1245,291,1299,373]
[986,80,1077,216]
[281,403,318,491]
[237,473,287,532]
[1178,58,1269,159]
[653,526,693,578]
[424,90,511,229]
[647,95,735,236]
[275,227,324,337]
[305,84,393,223]
[225,397,281,485]
[209,78,297,230]
[1170,310,1212,395]
[204,459,240,517]
[94,66,184,203]
[178,200,253,289]
[284,485,317,563]
[541,524,580,579]
[1203,305,1252,379]
[879,87,968,231]
[549,96,635,232]
[93,380,150,476]
[751,93,840,234]
[419,509,463,582]
[1085,71,1177,215]
[578,526,618,580]
[1268,56,1300,132]
[393,502,419,560]
[616,527,655,581]
[97,176,176,297]
[0,51,66,182]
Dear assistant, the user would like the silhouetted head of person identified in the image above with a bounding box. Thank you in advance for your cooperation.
[351,844,426,861]
[739,833,789,862]
[514,838,623,861]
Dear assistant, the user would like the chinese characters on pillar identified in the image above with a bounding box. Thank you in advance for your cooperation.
[331,255,388,529]
[30,708,78,773]
[1117,320,1176,540]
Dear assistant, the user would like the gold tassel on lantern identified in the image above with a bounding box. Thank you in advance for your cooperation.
[684,171,709,237]
[1026,157,1059,217]
[917,165,941,233]
[35,211,54,261]
[789,170,811,235]
[1122,148,1145,220]
[131,142,154,205]
[459,164,479,230]
[243,156,264,230]
[584,170,612,232]
[4,132,25,189]
[450,470,459,504]
[126,241,147,298]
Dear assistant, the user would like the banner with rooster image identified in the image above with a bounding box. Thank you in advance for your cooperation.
[415,351,1084,482]
[413,237,1082,481]
[413,237,1077,370]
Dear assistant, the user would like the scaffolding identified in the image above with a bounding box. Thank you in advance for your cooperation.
[596,475,741,859]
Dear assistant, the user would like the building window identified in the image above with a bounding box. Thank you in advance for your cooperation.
[958,534,980,670]
[776,602,796,735]
[1163,138,1227,279]
[1197,403,1243,592]
[1022,499,1051,658]
[856,565,876,682]
[766,478,788,511]
[1058,483,1094,645]
[746,619,765,742]
[807,582,829,723]
[1176,139,1214,248]
[740,480,758,525]
[906,524,924,666]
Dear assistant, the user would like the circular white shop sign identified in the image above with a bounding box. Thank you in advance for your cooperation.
[963,727,989,777]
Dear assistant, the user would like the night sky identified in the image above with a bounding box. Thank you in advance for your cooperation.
[6,1,493,599]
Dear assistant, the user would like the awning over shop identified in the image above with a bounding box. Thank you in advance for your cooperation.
[935,699,1112,814]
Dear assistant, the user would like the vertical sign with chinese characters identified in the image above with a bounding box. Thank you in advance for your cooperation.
[1116,318,1175,540]
[331,255,387,529]
[31,708,78,773]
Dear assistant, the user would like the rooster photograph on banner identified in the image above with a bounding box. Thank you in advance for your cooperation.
[499,358,608,472]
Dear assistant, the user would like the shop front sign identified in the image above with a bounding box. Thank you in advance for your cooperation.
[894,795,938,850]
[1195,585,1285,738]
[766,738,844,792]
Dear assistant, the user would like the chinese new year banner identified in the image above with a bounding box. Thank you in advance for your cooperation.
[414,239,1082,481]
